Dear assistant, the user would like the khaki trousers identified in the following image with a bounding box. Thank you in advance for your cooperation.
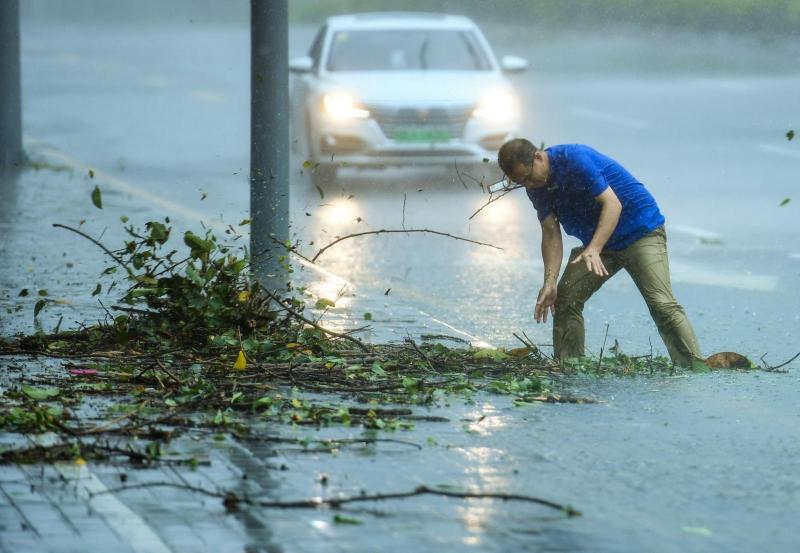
[553,226,702,366]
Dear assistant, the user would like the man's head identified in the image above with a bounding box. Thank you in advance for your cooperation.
[498,138,549,189]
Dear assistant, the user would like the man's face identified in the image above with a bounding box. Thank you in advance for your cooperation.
[508,151,548,189]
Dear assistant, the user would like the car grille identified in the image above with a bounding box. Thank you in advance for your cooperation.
[367,105,473,140]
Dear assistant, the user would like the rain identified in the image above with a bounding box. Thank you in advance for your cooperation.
[2,1,800,551]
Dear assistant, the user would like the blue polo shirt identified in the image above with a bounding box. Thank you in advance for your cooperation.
[526,144,665,251]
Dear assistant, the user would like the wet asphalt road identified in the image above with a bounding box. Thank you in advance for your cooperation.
[2,16,800,553]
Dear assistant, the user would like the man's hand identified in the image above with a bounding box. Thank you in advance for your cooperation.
[570,247,608,277]
[535,283,557,323]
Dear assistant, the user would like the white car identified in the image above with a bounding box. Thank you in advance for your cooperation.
[290,12,528,186]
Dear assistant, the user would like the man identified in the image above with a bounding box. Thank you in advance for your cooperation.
[497,139,702,366]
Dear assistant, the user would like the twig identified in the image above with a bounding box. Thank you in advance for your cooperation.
[53,224,129,271]
[92,482,580,515]
[598,324,610,370]
[468,187,519,220]
[155,358,183,385]
[263,289,370,351]
[513,332,534,349]
[453,159,470,189]
[404,335,436,372]
[401,193,407,230]
[522,329,555,362]
[263,233,316,265]
[110,305,154,316]
[83,401,150,434]
[762,351,800,372]
[311,229,501,262]
[453,159,484,189]
[240,435,423,451]
[420,333,470,344]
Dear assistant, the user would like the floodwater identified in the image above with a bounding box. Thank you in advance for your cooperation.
[2,12,800,552]
[272,370,800,552]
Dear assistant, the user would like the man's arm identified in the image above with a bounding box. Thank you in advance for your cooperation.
[570,187,622,277]
[535,213,562,323]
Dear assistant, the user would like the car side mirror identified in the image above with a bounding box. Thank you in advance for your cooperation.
[500,55,529,73]
[289,56,314,74]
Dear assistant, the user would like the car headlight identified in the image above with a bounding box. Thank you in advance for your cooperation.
[473,90,517,122]
[323,93,370,120]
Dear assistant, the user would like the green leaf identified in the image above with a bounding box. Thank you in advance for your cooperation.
[315,298,335,310]
[91,185,102,209]
[146,221,170,244]
[371,362,386,376]
[302,159,313,169]
[315,185,325,200]
[253,396,274,408]
[18,288,29,297]
[88,169,95,179]
[34,299,47,318]
[120,215,129,223]
[780,198,791,207]
[22,385,60,400]
[91,283,102,296]
[238,218,251,226]
[333,514,362,525]
[682,526,713,537]
[185,264,204,286]
[184,231,214,256]
[38,289,48,296]
[787,129,795,141]
[230,259,248,274]
[363,312,373,321]
[473,348,510,361]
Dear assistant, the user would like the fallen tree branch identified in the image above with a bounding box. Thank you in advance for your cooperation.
[92,481,580,516]
[52,223,129,271]
[238,435,423,450]
[762,351,800,372]
[0,442,198,466]
[263,289,370,351]
[311,229,502,263]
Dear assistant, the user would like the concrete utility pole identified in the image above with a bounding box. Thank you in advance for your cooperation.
[0,0,23,171]
[250,0,290,292]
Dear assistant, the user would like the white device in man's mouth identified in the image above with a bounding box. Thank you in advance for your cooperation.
[488,178,507,193]
[488,178,522,194]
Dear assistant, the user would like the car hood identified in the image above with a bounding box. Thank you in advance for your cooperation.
[318,71,510,106]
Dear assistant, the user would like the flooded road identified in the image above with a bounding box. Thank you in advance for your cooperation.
[2,14,799,552]
[270,370,800,552]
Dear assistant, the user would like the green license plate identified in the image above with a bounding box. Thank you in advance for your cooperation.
[393,127,451,143]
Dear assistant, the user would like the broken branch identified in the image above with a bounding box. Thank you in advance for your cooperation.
[92,481,580,516]
[311,229,501,263]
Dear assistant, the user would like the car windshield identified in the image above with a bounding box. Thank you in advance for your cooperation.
[326,29,492,72]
